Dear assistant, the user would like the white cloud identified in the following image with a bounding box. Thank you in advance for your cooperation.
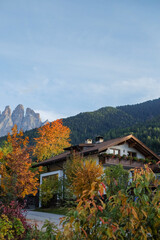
[116,77,160,99]
[82,82,109,95]
[35,109,66,122]
[107,77,160,105]
[80,77,160,98]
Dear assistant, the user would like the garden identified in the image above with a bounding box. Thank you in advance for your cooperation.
[0,123,160,239]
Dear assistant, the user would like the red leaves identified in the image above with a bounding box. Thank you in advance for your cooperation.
[99,217,118,233]
[81,228,88,238]
[97,205,103,213]
[101,182,106,191]
[111,224,118,233]
[113,178,118,186]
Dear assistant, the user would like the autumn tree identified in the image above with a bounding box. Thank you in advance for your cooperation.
[33,119,70,162]
[0,125,39,199]
[65,154,104,198]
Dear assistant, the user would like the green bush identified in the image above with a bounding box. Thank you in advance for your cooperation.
[103,164,129,198]
[40,175,62,206]
[0,214,13,240]
[58,165,160,239]
[24,220,58,240]
[0,214,25,240]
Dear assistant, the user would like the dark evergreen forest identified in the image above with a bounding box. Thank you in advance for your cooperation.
[0,98,160,155]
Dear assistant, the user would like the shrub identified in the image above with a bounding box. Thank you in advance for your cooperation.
[104,165,160,239]
[59,164,160,239]
[0,214,14,240]
[0,214,25,240]
[0,200,30,239]
[57,182,108,240]
[104,164,129,198]
[24,220,59,240]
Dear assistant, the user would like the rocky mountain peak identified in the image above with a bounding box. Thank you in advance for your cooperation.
[22,107,41,131]
[26,107,36,116]
[42,120,49,126]
[11,104,25,131]
[3,106,11,117]
[26,108,40,119]
[0,105,43,137]
[14,104,24,112]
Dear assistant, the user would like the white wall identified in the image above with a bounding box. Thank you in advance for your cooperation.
[106,142,145,159]
[86,155,99,164]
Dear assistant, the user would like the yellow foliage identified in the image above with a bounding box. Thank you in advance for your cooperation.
[33,119,71,161]
[65,155,103,198]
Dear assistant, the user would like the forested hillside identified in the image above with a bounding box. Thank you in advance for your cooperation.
[0,98,160,154]
[62,98,160,154]
[117,98,160,121]
[63,107,135,144]
[104,115,160,155]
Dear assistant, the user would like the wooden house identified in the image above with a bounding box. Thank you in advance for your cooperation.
[33,134,160,206]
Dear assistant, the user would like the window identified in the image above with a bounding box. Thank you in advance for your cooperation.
[42,174,58,181]
[128,151,137,157]
[110,148,120,155]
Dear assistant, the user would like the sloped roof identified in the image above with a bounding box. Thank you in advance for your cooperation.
[32,134,160,168]
[32,151,69,167]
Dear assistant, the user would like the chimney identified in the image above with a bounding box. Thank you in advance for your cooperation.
[95,136,104,144]
[85,139,92,144]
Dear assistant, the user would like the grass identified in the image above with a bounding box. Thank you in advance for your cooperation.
[34,206,70,215]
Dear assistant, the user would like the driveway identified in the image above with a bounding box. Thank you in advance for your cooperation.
[26,210,65,230]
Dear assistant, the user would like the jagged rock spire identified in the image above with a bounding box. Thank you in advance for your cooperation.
[0,104,42,137]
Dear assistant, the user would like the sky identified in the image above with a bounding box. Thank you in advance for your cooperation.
[0,0,160,122]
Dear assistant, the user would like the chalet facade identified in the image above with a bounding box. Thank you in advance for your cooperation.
[33,135,160,204]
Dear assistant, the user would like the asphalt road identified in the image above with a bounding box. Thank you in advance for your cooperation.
[26,210,65,230]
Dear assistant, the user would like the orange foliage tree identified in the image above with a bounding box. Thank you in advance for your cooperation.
[0,125,39,199]
[65,155,104,198]
[33,119,70,162]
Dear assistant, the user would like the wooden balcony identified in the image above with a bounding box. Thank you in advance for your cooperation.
[99,154,159,172]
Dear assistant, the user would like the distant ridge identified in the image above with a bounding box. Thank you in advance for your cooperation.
[117,98,160,121]
[63,97,160,144]
[0,104,42,137]
[1,98,160,154]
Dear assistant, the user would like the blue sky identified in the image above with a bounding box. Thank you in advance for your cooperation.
[0,0,160,121]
